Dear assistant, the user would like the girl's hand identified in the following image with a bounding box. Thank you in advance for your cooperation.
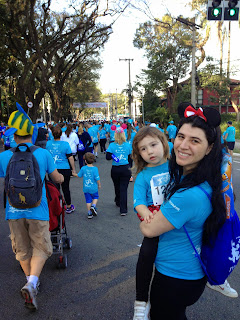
[144,212,154,224]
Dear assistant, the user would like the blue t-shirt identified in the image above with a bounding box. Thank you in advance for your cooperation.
[99,128,107,139]
[0,125,6,138]
[78,166,100,194]
[225,126,235,142]
[9,134,17,148]
[106,142,131,166]
[126,131,136,152]
[168,141,173,154]
[46,140,72,170]
[166,125,177,139]
[2,134,10,146]
[155,181,212,280]
[88,126,99,144]
[0,143,56,220]
[134,162,169,209]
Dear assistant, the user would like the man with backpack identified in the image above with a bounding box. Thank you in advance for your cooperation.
[0,105,64,310]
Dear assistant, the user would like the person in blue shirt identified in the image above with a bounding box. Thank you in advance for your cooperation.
[224,121,236,157]
[106,126,132,216]
[73,152,101,219]
[1,127,10,150]
[0,121,6,138]
[140,102,226,320]
[88,122,100,158]
[77,123,92,168]
[131,126,170,320]
[46,125,76,214]
[166,120,177,143]
[0,108,64,311]
[126,123,137,182]
[98,122,108,153]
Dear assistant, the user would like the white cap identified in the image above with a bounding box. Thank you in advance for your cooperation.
[150,123,157,127]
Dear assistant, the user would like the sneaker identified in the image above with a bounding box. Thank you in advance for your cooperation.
[21,282,38,310]
[206,280,238,298]
[133,300,150,320]
[88,212,93,219]
[120,212,127,216]
[36,280,40,295]
[129,176,134,182]
[66,204,75,214]
[90,206,98,216]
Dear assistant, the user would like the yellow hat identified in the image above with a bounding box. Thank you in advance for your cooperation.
[8,110,34,136]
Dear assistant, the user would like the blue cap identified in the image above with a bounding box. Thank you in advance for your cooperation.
[169,120,174,124]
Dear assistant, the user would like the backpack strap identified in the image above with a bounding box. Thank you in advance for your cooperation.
[183,185,213,282]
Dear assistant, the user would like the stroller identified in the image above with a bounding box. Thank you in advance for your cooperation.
[46,180,72,269]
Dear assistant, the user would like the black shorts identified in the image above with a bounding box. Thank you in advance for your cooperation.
[93,142,98,147]
[227,141,235,150]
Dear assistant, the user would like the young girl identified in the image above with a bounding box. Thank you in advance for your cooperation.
[131,126,170,320]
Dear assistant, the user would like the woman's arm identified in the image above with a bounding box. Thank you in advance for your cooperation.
[140,209,175,238]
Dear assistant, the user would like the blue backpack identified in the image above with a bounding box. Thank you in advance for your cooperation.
[184,153,240,285]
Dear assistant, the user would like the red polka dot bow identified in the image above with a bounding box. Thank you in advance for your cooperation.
[184,106,207,122]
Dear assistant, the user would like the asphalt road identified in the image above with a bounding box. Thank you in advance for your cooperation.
[0,147,240,319]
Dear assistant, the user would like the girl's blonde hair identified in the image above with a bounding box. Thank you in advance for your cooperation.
[114,131,126,144]
[132,126,169,174]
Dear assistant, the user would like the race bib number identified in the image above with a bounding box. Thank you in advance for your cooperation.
[150,173,170,206]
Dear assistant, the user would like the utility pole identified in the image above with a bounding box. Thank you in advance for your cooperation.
[119,58,134,118]
[176,17,201,107]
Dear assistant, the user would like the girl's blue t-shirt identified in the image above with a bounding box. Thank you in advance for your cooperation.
[133,162,169,208]
[155,181,212,280]
[106,141,131,166]
[9,133,17,148]
[78,166,100,194]
[46,140,72,170]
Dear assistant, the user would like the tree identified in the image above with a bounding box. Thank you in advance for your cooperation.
[133,14,192,112]
[0,0,132,121]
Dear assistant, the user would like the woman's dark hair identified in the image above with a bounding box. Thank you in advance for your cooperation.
[52,125,62,139]
[164,114,226,245]
[66,124,73,137]
[127,123,132,141]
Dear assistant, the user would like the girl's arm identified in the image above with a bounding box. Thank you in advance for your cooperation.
[135,204,154,223]
[140,209,174,238]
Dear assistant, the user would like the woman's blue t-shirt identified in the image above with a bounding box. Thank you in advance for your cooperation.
[106,142,131,166]
[155,181,212,280]
[99,128,107,139]
[46,140,72,170]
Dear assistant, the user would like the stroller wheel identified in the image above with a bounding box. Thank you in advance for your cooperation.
[57,254,68,269]
[65,237,73,249]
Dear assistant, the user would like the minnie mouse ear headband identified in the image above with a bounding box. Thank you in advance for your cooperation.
[178,102,221,127]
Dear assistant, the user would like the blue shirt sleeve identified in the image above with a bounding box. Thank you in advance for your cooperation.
[133,171,149,208]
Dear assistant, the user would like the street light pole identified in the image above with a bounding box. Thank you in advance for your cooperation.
[176,17,201,107]
[119,58,134,118]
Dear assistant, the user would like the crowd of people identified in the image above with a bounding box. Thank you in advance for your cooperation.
[0,104,238,318]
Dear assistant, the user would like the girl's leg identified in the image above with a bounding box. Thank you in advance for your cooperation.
[136,236,159,302]
[78,151,84,168]
[150,270,207,320]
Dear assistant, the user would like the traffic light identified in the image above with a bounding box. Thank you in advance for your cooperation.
[224,0,239,20]
[207,0,223,20]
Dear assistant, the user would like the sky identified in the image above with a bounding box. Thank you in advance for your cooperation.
[98,0,240,94]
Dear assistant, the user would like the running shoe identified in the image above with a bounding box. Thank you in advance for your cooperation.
[206,280,238,298]
[88,212,93,219]
[120,212,127,216]
[21,282,38,310]
[129,176,134,182]
[66,204,75,214]
[90,206,98,216]
[133,300,150,320]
